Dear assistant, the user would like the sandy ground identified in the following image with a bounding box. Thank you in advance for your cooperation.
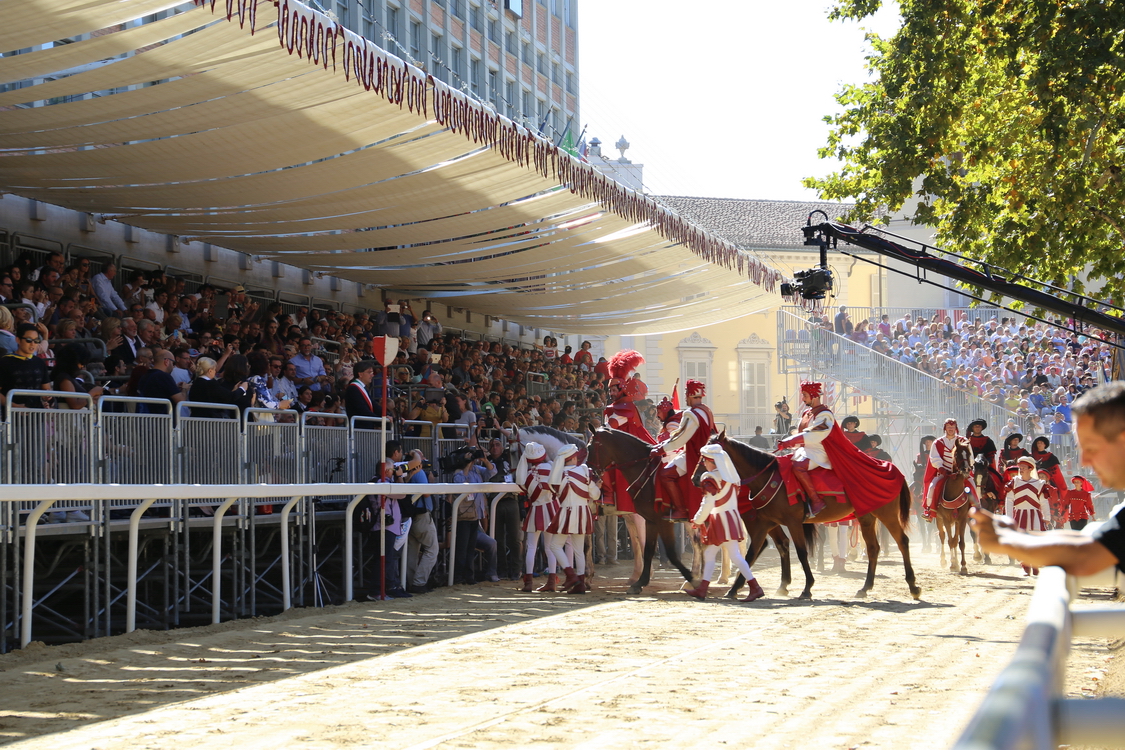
[0,543,1120,749]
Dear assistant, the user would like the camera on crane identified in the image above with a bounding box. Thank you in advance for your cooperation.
[781,266,834,300]
[782,213,836,300]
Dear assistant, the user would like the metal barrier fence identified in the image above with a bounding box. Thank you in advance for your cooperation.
[953,564,1125,749]
[787,304,1036,333]
[0,396,496,490]
[776,309,1086,473]
[1,481,519,648]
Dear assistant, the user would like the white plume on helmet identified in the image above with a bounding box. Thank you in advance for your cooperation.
[700,443,740,484]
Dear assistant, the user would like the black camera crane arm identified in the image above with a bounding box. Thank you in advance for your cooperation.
[807,221,1125,343]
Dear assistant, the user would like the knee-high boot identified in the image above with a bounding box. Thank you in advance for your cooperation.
[793,466,825,516]
[657,472,688,519]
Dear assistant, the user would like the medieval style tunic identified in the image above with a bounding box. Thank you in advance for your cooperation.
[603,382,656,445]
[925,436,980,505]
[792,405,835,470]
[519,459,558,533]
[968,433,1005,491]
[1005,477,1050,532]
[547,464,597,535]
[694,471,745,545]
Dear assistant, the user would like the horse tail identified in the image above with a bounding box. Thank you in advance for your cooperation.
[898,481,912,530]
[803,522,817,557]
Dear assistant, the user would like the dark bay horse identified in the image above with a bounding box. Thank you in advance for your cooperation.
[936,441,974,574]
[702,432,921,600]
[587,428,696,594]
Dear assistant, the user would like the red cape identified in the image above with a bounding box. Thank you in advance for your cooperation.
[820,420,905,516]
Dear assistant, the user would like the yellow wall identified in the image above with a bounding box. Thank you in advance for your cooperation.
[600,250,883,436]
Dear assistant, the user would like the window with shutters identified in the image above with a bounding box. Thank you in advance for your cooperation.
[737,333,773,435]
[677,332,716,402]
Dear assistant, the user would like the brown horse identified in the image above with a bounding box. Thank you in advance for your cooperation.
[587,428,695,594]
[700,432,921,600]
[935,441,974,574]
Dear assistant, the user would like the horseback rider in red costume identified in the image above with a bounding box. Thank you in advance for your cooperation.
[776,381,835,516]
[652,379,715,519]
[655,396,681,442]
[966,418,1007,508]
[603,350,656,446]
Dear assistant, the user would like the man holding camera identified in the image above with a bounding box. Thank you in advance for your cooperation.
[388,442,439,594]
[450,447,500,585]
[416,309,442,350]
[363,440,414,600]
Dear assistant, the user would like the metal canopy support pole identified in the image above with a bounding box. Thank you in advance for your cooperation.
[210,497,239,625]
[20,498,60,648]
[278,495,303,611]
[343,493,367,602]
[126,496,159,632]
[400,493,423,591]
[446,493,470,587]
[488,493,505,540]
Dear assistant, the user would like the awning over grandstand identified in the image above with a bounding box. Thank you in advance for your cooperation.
[0,0,793,334]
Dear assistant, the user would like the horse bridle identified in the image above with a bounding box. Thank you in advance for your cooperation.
[589,432,661,496]
[741,452,785,509]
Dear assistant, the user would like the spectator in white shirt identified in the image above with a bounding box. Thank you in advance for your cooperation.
[92,264,127,318]
[171,347,194,386]
[271,358,299,402]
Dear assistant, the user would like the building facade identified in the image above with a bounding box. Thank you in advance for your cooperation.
[340,0,580,143]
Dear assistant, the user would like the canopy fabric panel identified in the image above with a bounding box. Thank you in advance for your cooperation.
[0,0,797,334]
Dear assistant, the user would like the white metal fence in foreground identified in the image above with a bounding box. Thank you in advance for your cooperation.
[953,565,1125,749]
[0,482,518,650]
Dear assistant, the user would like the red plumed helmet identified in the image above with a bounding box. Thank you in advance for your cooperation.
[799,381,823,398]
[608,349,645,380]
[656,396,675,420]
[685,379,706,397]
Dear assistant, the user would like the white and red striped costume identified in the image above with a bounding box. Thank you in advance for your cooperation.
[695,473,744,545]
[520,460,559,533]
[516,442,559,581]
[547,446,598,582]
[1005,477,1049,533]
[692,445,757,589]
[547,465,597,535]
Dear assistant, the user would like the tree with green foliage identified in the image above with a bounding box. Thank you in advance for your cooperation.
[807,0,1125,303]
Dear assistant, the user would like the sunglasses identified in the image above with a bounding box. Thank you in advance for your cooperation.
[21,337,42,344]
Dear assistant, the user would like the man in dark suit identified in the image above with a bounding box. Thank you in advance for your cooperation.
[345,360,380,427]
[113,317,141,366]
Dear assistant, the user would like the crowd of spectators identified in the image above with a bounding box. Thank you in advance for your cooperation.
[813,306,1117,441]
[0,252,618,442]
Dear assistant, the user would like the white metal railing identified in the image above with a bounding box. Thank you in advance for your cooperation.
[0,481,518,648]
[953,564,1125,749]
[0,396,479,491]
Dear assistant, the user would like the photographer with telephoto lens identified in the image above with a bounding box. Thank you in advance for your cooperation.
[449,446,499,584]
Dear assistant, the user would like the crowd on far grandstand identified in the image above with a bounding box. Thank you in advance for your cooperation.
[811,305,1118,440]
[0,252,619,438]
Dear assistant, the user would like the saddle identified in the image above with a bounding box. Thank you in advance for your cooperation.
[776,455,847,506]
[934,474,972,510]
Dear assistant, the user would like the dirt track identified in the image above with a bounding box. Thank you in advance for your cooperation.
[0,545,1119,749]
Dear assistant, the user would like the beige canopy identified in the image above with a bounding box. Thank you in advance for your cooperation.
[0,0,793,334]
